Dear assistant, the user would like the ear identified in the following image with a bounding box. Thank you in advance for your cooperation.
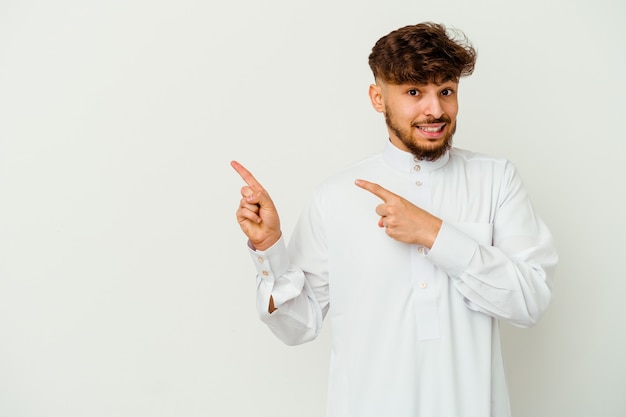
[368,83,385,113]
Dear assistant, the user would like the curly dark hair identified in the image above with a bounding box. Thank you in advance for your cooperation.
[368,22,477,85]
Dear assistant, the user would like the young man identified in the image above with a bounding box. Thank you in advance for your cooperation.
[232,22,557,417]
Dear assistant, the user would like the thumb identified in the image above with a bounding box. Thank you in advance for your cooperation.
[241,186,254,198]
[246,187,276,211]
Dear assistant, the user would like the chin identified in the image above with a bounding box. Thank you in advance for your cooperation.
[407,137,453,161]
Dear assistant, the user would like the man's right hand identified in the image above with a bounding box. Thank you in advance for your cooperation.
[231,161,282,251]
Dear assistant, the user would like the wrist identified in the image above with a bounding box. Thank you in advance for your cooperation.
[423,218,442,249]
[252,232,282,251]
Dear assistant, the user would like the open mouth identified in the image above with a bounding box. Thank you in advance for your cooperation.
[417,125,445,133]
[415,123,446,138]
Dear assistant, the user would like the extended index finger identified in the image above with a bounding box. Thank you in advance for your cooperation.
[231,160,266,191]
[354,179,397,202]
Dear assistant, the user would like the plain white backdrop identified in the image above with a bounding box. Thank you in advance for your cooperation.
[1,0,624,416]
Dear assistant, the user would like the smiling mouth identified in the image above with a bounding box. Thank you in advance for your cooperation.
[417,125,445,133]
[414,122,448,136]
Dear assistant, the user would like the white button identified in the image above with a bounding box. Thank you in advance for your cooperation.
[261,270,270,276]
[417,246,426,254]
[415,180,423,187]
[257,256,265,263]
[418,281,428,289]
[413,164,421,172]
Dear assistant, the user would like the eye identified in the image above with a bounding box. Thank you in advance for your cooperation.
[441,88,455,96]
[408,89,419,96]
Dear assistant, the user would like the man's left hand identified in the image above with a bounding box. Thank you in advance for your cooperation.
[355,179,442,248]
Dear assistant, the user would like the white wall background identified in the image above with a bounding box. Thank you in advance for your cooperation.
[1,0,624,416]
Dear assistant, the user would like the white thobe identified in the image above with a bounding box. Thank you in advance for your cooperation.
[248,141,558,417]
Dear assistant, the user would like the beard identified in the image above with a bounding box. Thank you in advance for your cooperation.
[384,107,456,161]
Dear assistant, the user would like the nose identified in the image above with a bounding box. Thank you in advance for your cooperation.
[423,94,444,119]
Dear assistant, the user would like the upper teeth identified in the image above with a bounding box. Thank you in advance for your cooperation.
[420,126,441,132]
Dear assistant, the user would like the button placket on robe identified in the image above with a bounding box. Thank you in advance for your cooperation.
[407,165,440,341]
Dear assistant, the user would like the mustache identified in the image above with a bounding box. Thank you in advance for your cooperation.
[411,116,452,126]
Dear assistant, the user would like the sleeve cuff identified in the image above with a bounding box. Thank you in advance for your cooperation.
[427,221,479,279]
[248,236,290,281]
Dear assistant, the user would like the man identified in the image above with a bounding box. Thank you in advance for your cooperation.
[232,22,557,417]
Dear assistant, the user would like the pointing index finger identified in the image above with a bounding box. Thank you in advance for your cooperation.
[355,179,396,202]
[231,160,265,191]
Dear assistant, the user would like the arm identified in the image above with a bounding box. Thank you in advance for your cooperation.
[355,163,557,327]
[427,163,558,327]
[231,160,280,313]
[232,161,325,344]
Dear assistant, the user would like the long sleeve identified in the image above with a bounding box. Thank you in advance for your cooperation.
[427,161,558,327]
[248,236,325,345]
